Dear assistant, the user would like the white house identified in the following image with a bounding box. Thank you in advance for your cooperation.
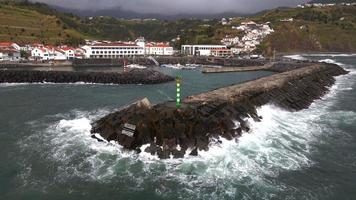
[0,42,21,51]
[31,47,67,61]
[0,48,21,61]
[60,47,75,60]
[82,42,144,59]
[181,45,227,56]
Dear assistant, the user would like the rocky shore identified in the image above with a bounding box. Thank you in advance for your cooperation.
[0,69,174,84]
[91,62,348,159]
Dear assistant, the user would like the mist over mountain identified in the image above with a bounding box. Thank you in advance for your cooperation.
[52,5,248,20]
[32,0,308,19]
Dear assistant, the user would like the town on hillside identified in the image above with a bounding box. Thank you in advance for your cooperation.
[0,2,355,63]
[0,19,274,62]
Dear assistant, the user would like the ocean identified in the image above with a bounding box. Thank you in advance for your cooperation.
[0,55,355,200]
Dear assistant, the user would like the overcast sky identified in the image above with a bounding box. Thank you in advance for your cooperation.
[32,0,310,15]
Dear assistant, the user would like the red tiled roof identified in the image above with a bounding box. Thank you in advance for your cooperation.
[0,47,19,53]
[0,42,15,47]
[61,47,74,51]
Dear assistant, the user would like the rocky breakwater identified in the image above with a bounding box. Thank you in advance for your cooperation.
[0,69,174,84]
[91,63,348,159]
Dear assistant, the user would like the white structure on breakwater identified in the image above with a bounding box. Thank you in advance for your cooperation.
[82,43,144,58]
[181,45,227,56]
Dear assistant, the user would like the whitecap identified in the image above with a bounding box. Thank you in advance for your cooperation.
[283,55,307,60]
[318,58,345,66]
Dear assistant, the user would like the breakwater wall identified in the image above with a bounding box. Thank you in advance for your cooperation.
[72,57,269,67]
[91,63,348,159]
[0,69,174,84]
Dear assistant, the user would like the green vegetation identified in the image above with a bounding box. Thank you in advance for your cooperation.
[0,1,85,46]
[253,6,356,55]
[0,0,356,54]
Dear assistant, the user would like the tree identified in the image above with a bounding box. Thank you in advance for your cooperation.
[20,50,30,59]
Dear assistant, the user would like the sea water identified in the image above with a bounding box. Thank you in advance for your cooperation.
[0,57,355,200]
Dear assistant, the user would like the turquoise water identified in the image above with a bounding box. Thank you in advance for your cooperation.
[0,56,355,200]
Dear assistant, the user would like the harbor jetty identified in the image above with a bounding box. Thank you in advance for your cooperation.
[91,61,348,159]
[72,57,268,67]
[0,69,174,84]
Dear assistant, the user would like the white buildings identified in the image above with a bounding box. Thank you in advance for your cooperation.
[0,42,21,61]
[230,21,274,54]
[0,42,20,51]
[0,49,21,62]
[81,42,144,59]
[61,47,75,60]
[181,45,227,56]
[145,43,174,56]
[210,48,232,57]
[135,37,174,56]
[31,46,67,61]
[221,36,240,46]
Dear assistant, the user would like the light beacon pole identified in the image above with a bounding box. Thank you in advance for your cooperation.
[176,76,181,109]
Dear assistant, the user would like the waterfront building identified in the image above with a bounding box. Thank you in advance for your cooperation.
[31,46,67,61]
[210,48,232,57]
[0,48,21,61]
[181,45,227,56]
[82,43,144,59]
[60,47,75,60]
[145,43,174,56]
[0,42,21,51]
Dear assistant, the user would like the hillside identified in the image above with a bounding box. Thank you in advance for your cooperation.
[0,1,355,54]
[0,1,226,47]
[0,1,86,46]
[252,5,356,55]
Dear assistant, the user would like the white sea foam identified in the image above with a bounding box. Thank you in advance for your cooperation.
[0,82,129,87]
[283,55,307,60]
[318,58,345,66]
[18,57,356,199]
[301,53,356,57]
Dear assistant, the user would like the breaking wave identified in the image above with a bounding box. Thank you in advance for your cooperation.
[17,58,356,199]
[283,55,307,60]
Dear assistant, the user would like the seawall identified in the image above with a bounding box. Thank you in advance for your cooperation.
[0,69,174,84]
[91,62,348,159]
[72,57,269,67]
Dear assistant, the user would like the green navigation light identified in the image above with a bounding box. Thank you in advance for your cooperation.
[176,76,181,109]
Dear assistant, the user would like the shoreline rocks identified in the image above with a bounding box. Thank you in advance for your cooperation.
[0,69,174,84]
[90,62,348,159]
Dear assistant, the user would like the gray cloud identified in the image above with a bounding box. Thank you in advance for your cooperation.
[32,0,309,15]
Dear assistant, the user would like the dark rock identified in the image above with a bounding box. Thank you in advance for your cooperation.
[189,148,198,156]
